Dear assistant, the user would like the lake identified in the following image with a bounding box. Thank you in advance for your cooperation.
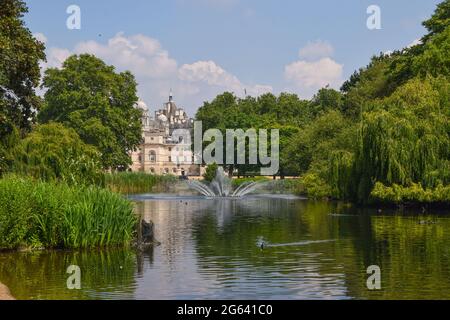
[0,194,449,300]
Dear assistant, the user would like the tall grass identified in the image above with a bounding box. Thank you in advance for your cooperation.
[0,176,137,250]
[105,172,177,194]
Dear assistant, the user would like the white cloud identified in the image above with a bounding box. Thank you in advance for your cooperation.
[284,41,343,98]
[74,33,178,79]
[34,32,47,44]
[285,58,343,89]
[178,60,272,97]
[43,48,72,70]
[298,40,334,61]
[407,38,422,48]
[41,33,271,114]
[179,61,241,88]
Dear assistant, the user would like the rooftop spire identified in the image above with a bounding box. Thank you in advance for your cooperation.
[169,89,173,102]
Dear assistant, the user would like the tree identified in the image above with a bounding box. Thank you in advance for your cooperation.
[203,163,218,182]
[0,0,46,137]
[310,87,344,116]
[39,54,142,169]
[422,0,450,41]
[11,122,103,185]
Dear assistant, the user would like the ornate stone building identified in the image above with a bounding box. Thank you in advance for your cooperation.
[130,92,201,176]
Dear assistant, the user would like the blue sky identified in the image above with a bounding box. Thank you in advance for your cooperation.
[26,0,441,114]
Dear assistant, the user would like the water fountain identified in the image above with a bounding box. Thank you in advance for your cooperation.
[187,167,268,198]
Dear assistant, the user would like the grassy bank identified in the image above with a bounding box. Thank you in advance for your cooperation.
[231,176,271,187]
[105,172,178,194]
[0,176,137,250]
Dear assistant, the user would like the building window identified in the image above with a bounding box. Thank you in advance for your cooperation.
[172,168,177,174]
[168,156,172,163]
[168,147,172,152]
[150,168,155,174]
[179,136,183,143]
[164,168,169,174]
[149,150,156,162]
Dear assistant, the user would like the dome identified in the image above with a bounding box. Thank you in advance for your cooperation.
[135,100,148,111]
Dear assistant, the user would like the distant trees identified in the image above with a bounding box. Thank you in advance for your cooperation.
[196,0,450,204]
[39,54,143,170]
[195,92,313,177]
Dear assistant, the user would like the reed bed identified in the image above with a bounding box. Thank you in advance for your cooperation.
[105,172,178,194]
[0,176,137,250]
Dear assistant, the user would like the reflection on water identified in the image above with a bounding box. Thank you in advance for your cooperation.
[0,195,449,300]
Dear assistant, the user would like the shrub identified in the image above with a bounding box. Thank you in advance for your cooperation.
[370,182,450,204]
[298,173,333,199]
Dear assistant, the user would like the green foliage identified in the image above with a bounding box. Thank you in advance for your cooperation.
[341,54,394,117]
[422,0,450,41]
[203,163,218,182]
[327,1,450,204]
[0,176,137,250]
[0,0,46,135]
[39,54,142,170]
[10,123,104,186]
[310,87,344,116]
[334,77,450,203]
[370,182,450,204]
[196,92,314,176]
[104,172,177,194]
[296,173,332,200]
[231,176,270,187]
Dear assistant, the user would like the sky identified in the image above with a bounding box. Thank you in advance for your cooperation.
[25,0,441,115]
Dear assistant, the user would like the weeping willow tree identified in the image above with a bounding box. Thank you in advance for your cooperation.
[331,77,449,203]
[11,122,104,186]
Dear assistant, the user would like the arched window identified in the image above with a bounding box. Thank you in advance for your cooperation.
[150,168,155,174]
[149,150,156,162]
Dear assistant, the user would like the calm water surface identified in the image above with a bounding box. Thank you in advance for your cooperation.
[0,194,449,300]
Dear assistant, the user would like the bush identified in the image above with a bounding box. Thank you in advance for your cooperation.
[370,182,450,204]
[0,176,137,250]
[297,173,333,199]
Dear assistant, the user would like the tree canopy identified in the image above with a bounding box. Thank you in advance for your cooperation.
[196,0,450,204]
[0,0,46,145]
[39,54,143,169]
